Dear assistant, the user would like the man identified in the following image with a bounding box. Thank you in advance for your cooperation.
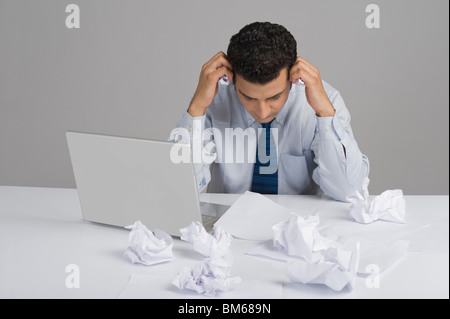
[170,22,369,202]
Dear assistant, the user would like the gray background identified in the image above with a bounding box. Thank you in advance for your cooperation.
[0,0,448,195]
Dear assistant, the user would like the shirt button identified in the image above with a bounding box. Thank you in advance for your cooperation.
[279,119,284,124]
[189,127,192,132]
[325,126,331,131]
[248,119,252,124]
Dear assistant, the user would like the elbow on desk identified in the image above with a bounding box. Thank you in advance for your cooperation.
[315,169,370,203]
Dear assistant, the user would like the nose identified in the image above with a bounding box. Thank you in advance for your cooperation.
[256,101,271,120]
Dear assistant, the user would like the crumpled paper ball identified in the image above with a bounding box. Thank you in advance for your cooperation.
[347,177,406,224]
[273,213,360,291]
[172,257,241,297]
[180,221,233,258]
[124,221,174,266]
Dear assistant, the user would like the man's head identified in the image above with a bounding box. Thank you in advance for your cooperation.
[227,22,297,123]
[227,22,297,84]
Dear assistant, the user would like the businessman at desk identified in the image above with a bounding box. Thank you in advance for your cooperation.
[170,22,369,201]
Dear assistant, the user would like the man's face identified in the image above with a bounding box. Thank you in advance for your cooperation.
[234,68,291,124]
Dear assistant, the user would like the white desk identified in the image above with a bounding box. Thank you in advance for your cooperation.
[0,186,448,299]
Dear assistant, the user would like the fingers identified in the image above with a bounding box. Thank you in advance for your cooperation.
[203,51,233,74]
[290,56,321,85]
[200,52,234,85]
[188,53,234,116]
[210,65,234,83]
[295,56,317,71]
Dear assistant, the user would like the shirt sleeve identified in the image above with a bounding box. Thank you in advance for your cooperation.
[168,111,214,193]
[310,91,370,202]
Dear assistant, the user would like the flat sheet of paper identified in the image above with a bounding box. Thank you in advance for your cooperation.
[341,237,409,274]
[214,191,293,241]
[317,219,430,243]
[118,273,282,299]
[246,238,409,275]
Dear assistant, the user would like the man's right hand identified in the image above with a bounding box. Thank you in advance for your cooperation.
[187,52,234,117]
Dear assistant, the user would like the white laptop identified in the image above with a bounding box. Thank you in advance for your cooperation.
[66,131,225,236]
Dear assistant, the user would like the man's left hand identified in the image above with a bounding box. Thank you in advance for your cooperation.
[289,56,336,117]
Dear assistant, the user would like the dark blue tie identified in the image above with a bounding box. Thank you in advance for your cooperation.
[251,120,278,194]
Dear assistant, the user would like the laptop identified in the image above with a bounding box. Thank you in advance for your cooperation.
[66,131,226,236]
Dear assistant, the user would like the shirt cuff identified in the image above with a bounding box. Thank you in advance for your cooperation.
[316,116,346,141]
[177,111,207,133]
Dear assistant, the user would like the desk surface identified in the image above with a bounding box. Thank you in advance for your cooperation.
[0,186,448,299]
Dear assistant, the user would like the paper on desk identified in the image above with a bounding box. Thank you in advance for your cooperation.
[287,241,359,292]
[318,219,429,244]
[172,257,242,297]
[273,213,336,262]
[247,237,409,275]
[124,221,173,266]
[249,211,411,276]
[340,236,409,274]
[119,273,281,299]
[214,191,293,241]
[271,212,359,291]
[180,221,233,258]
[347,177,406,224]
[174,221,240,296]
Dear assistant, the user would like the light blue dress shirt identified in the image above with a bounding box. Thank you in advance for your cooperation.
[170,80,369,202]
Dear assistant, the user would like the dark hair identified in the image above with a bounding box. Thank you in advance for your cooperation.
[227,22,297,84]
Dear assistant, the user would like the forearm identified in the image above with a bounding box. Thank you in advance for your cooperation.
[311,116,370,201]
[168,111,213,192]
[187,101,208,117]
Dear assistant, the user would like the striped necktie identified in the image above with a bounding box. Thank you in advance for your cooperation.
[251,119,278,194]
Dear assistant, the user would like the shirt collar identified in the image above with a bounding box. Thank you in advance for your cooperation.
[243,107,256,127]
